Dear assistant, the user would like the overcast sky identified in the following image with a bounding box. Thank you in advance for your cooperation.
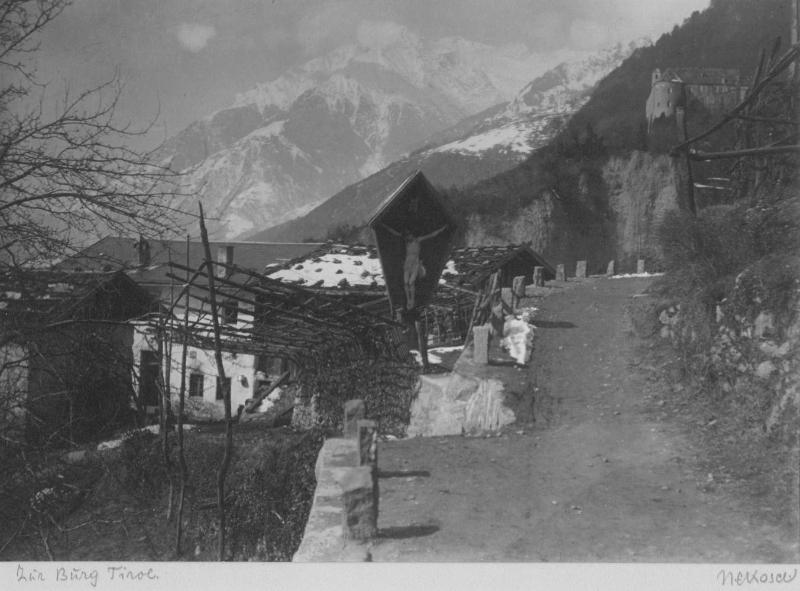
[34,0,710,142]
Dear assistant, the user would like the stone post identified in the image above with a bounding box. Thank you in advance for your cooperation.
[533,266,545,287]
[358,419,379,518]
[473,324,490,365]
[555,264,566,282]
[343,399,365,439]
[357,419,378,469]
[338,466,377,540]
[637,259,646,274]
[575,260,587,279]
[606,260,615,276]
[500,287,513,310]
[512,275,526,309]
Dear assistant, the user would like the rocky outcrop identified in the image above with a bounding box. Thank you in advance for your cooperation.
[464,150,681,273]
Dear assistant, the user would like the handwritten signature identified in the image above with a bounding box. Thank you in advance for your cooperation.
[16,565,159,588]
[718,568,797,586]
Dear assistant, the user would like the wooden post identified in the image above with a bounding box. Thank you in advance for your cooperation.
[575,260,587,279]
[414,318,430,372]
[199,204,233,561]
[676,106,697,215]
[556,264,566,282]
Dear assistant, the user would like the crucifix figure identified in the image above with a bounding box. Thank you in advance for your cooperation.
[381,222,447,310]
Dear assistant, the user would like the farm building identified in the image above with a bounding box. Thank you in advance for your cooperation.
[55,237,326,421]
[0,271,156,445]
[268,241,554,347]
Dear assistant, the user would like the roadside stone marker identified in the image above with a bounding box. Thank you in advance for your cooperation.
[343,399,365,438]
[473,324,490,365]
[358,419,378,469]
[556,264,566,282]
[338,466,378,540]
[512,275,525,308]
[606,260,615,276]
[637,259,646,274]
[501,287,513,310]
[576,260,587,279]
[358,419,379,517]
[533,266,545,287]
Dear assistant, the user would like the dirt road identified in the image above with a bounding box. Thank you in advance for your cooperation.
[370,277,798,562]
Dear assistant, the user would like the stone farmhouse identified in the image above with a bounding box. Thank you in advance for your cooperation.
[54,237,324,421]
[269,242,554,347]
[0,271,155,445]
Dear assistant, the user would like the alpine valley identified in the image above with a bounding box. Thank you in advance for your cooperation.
[163,24,645,240]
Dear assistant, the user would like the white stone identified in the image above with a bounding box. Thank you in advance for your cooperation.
[754,312,775,338]
[755,360,777,380]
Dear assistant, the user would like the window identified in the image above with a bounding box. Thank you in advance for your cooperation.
[189,374,204,398]
[216,377,231,401]
[221,300,238,324]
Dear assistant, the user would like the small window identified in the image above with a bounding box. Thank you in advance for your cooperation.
[216,377,231,401]
[189,374,204,398]
[221,300,238,324]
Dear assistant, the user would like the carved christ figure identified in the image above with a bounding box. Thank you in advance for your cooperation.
[381,222,447,310]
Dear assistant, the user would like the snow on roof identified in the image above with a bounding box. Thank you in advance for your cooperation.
[269,246,384,288]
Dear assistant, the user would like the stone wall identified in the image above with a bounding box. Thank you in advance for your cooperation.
[653,283,799,443]
[293,413,378,562]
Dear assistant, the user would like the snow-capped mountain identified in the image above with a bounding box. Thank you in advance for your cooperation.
[250,39,648,243]
[425,39,649,159]
[165,24,564,239]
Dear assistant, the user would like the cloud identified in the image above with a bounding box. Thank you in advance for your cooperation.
[356,20,407,50]
[176,22,217,52]
[568,18,609,50]
[296,0,362,54]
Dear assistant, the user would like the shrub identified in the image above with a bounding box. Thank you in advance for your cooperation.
[301,359,419,436]
[225,428,324,560]
[118,430,166,499]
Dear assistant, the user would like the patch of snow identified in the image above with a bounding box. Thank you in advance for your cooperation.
[410,349,443,366]
[429,345,463,354]
[432,121,534,155]
[501,315,534,365]
[270,253,384,287]
[610,272,665,279]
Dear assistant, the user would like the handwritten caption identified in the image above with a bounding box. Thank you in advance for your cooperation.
[16,565,158,588]
[718,568,797,586]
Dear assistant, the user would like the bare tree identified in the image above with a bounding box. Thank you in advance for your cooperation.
[0,0,185,270]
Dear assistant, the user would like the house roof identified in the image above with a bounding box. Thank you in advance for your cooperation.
[0,270,155,323]
[268,243,385,290]
[267,242,553,292]
[448,244,556,287]
[53,236,325,288]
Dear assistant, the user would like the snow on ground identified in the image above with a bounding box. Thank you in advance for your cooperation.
[428,345,464,355]
[501,311,535,365]
[269,253,384,287]
[431,121,534,155]
[410,349,443,366]
[96,424,196,451]
[610,272,665,279]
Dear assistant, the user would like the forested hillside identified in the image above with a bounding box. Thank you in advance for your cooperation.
[452,0,791,220]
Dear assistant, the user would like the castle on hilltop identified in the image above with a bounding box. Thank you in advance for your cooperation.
[645,67,749,151]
